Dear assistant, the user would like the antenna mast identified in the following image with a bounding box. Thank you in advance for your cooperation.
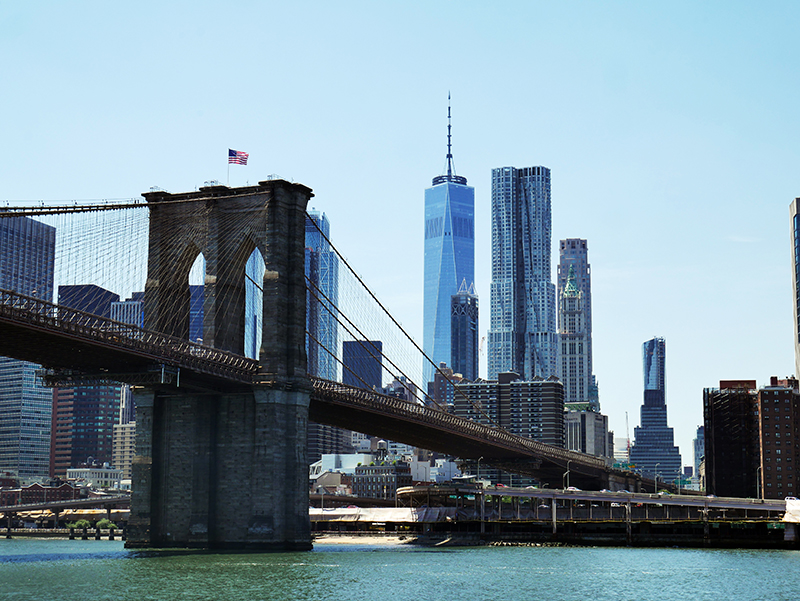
[446,92,453,179]
[432,93,467,186]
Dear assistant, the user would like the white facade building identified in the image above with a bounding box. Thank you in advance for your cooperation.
[557,265,592,406]
[67,465,124,489]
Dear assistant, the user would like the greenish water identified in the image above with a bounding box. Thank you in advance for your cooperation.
[0,539,799,601]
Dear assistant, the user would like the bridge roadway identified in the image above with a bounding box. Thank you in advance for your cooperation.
[0,288,634,489]
[0,495,130,515]
[392,486,789,523]
[317,487,793,546]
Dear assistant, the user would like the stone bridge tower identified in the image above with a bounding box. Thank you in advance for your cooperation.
[127,180,313,550]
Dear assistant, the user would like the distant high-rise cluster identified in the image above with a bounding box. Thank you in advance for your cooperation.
[417,101,614,462]
[51,284,123,478]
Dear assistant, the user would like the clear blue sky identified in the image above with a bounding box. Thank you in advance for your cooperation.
[2,1,799,461]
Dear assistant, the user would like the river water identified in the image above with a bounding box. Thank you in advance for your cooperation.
[0,539,798,601]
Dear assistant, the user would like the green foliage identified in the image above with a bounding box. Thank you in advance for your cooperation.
[67,519,92,529]
[97,518,117,530]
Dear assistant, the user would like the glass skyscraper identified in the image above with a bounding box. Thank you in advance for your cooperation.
[487,166,556,380]
[423,104,474,384]
[450,284,478,382]
[305,211,348,464]
[342,340,383,390]
[305,211,339,381]
[630,337,682,483]
[0,216,56,482]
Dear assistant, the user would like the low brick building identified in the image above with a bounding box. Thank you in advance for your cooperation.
[352,462,412,501]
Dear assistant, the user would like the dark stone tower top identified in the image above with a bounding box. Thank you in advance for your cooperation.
[143,179,313,384]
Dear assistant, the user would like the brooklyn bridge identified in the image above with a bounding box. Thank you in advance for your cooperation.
[0,180,641,550]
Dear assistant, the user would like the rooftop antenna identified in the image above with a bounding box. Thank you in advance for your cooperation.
[433,93,467,186]
[446,92,453,180]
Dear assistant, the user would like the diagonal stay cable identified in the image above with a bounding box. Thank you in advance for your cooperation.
[304,211,498,427]
[305,274,446,411]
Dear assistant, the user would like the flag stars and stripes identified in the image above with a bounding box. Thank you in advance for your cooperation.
[228,149,249,165]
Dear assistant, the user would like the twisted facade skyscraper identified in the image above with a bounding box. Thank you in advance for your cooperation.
[487,166,556,380]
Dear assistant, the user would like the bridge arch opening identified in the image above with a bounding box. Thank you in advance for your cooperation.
[244,248,264,360]
[188,253,205,344]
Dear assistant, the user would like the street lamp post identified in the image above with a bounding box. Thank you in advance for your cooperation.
[563,460,572,490]
[654,463,660,492]
[477,457,483,483]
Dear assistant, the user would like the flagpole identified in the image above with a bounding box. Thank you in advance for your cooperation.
[227,151,230,186]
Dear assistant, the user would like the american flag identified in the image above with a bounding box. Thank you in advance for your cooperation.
[228,149,249,165]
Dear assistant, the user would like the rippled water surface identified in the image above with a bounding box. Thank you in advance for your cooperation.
[1,539,799,601]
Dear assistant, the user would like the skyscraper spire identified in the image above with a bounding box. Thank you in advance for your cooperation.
[433,94,467,186]
[446,92,453,180]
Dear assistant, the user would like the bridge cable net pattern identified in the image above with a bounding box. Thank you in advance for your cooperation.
[0,199,263,380]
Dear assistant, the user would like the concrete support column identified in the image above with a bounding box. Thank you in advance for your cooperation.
[481,492,486,534]
[127,390,155,546]
[625,502,632,545]
[128,390,217,548]
[247,387,311,548]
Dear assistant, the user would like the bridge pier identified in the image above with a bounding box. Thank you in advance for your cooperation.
[126,180,313,550]
[127,385,311,550]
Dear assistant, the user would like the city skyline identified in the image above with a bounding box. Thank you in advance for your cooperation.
[2,2,798,459]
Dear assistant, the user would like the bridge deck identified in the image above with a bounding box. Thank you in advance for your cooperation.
[0,289,633,487]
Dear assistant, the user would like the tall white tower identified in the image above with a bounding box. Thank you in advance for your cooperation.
[487,166,556,380]
[557,265,592,405]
